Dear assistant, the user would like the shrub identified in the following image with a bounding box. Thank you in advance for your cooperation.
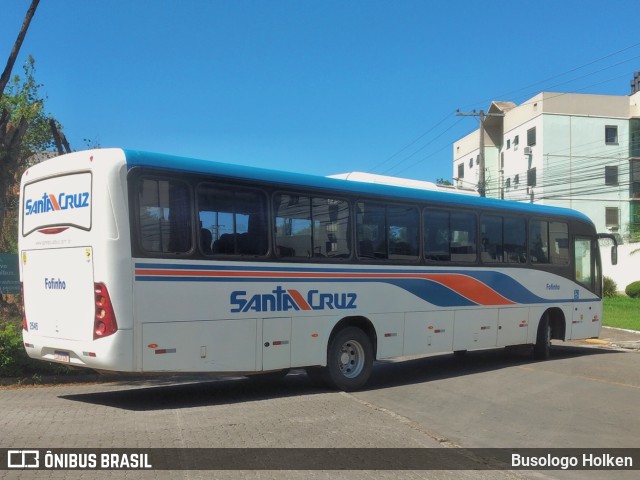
[625,281,640,298]
[603,276,618,298]
[0,321,72,377]
[0,323,31,376]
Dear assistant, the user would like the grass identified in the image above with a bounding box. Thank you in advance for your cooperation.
[603,296,640,331]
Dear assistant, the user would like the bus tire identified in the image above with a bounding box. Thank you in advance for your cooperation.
[533,314,551,360]
[325,326,373,391]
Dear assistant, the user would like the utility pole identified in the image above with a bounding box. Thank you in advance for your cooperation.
[456,109,504,197]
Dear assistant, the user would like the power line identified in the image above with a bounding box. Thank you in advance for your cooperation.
[387,117,465,177]
[368,113,454,174]
[371,41,640,182]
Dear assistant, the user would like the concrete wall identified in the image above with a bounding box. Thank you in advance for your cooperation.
[602,243,640,292]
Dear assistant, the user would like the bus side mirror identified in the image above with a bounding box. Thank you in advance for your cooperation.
[597,234,618,266]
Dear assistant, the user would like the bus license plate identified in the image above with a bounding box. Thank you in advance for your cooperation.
[53,351,70,363]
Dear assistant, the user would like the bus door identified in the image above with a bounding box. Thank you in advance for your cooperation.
[572,237,601,339]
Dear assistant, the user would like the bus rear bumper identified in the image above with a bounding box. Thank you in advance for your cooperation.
[22,329,134,373]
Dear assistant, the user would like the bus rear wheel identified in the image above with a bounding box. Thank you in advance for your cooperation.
[533,314,552,360]
[324,326,373,392]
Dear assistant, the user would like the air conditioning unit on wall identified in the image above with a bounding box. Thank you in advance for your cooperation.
[524,146,532,155]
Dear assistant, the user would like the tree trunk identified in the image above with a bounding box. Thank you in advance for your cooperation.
[0,0,40,100]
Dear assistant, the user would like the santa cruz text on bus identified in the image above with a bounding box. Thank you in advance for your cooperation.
[24,191,90,215]
[230,286,357,313]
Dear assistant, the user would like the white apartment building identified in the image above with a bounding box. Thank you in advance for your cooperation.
[453,90,640,241]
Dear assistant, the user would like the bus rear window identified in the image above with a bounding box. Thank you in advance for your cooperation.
[136,178,192,254]
[22,172,92,235]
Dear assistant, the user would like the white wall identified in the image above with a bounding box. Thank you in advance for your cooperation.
[602,243,640,292]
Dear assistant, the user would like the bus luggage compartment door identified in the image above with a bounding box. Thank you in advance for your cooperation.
[262,317,292,371]
[21,247,95,341]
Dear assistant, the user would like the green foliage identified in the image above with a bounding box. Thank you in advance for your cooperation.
[1,56,61,254]
[0,55,57,154]
[0,322,30,376]
[625,281,640,299]
[0,319,72,377]
[603,276,618,298]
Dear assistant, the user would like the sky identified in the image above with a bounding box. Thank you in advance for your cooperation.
[2,0,639,183]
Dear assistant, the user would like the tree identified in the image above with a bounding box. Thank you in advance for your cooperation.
[0,0,40,99]
[0,56,58,253]
[436,178,453,186]
[0,0,44,255]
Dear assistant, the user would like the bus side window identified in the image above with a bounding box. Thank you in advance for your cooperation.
[424,209,450,261]
[356,201,386,259]
[137,178,192,254]
[275,194,351,259]
[450,212,477,262]
[480,215,526,263]
[424,209,476,263]
[388,205,419,261]
[198,184,268,257]
[530,220,568,265]
[529,220,548,264]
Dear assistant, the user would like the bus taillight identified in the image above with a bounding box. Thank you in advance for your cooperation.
[94,283,118,340]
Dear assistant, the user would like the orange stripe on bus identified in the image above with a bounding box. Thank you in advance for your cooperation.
[287,289,312,310]
[48,194,61,210]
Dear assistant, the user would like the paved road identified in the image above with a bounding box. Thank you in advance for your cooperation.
[1,327,638,480]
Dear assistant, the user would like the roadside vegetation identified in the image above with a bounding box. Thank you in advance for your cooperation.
[0,313,71,379]
[603,296,640,331]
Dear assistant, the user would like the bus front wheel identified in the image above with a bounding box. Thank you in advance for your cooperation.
[324,326,373,391]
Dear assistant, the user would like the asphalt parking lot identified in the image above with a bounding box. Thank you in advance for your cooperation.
[1,327,639,480]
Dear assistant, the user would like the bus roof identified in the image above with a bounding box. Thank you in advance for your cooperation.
[123,149,593,225]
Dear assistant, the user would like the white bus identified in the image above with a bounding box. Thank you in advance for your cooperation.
[19,149,617,391]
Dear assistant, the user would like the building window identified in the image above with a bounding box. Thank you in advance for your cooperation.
[513,135,519,148]
[605,165,619,186]
[605,207,619,227]
[527,127,536,146]
[514,174,520,187]
[527,167,537,187]
[605,126,618,144]
[469,158,473,168]
[458,163,464,179]
[506,139,511,150]
[631,159,640,198]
